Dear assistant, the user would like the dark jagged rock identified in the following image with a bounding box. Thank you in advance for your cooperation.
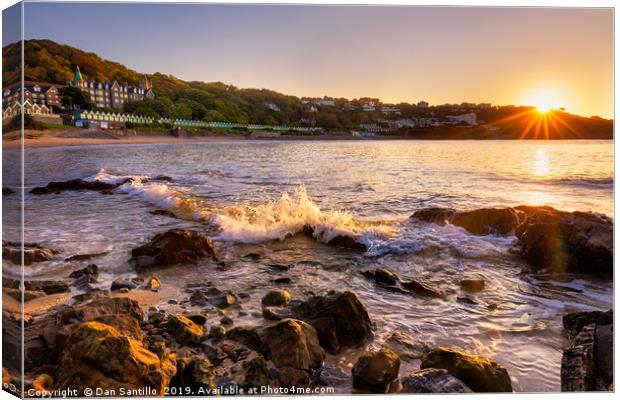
[262,307,292,321]
[412,207,522,235]
[30,178,127,195]
[3,187,15,195]
[68,264,99,280]
[4,287,46,302]
[420,347,512,392]
[561,309,613,391]
[153,175,173,182]
[4,277,70,295]
[3,241,59,265]
[400,368,472,393]
[261,290,291,307]
[130,229,216,270]
[514,206,612,275]
[401,279,443,298]
[563,309,613,338]
[362,269,399,286]
[460,278,485,292]
[110,278,140,291]
[170,357,216,392]
[65,252,108,262]
[292,291,373,354]
[149,209,176,218]
[302,225,366,251]
[163,315,205,346]
[258,319,325,386]
[362,268,442,299]
[352,348,400,393]
[411,207,456,225]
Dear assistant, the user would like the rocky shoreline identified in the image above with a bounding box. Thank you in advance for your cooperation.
[2,178,614,396]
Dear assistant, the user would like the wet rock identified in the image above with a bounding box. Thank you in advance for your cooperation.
[302,225,366,251]
[514,206,612,276]
[272,277,292,284]
[2,187,15,195]
[209,325,227,340]
[460,278,485,292]
[30,179,124,195]
[153,175,173,182]
[261,290,291,307]
[262,307,292,321]
[226,327,262,350]
[362,268,399,286]
[561,309,613,391]
[170,356,216,392]
[420,347,512,392]
[563,309,613,338]
[386,331,430,361]
[3,241,59,265]
[292,291,373,354]
[149,209,176,218]
[130,229,216,270]
[56,321,176,395]
[268,263,292,271]
[5,288,46,302]
[110,278,138,291]
[69,264,99,280]
[65,252,107,262]
[411,207,522,236]
[3,278,70,295]
[164,315,205,346]
[220,316,233,325]
[401,279,443,298]
[352,348,400,393]
[187,314,207,326]
[457,296,478,305]
[143,275,161,291]
[400,368,472,393]
[214,291,238,308]
[258,319,325,386]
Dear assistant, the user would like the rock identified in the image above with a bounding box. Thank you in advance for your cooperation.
[4,288,46,302]
[258,319,325,385]
[153,175,173,182]
[362,268,399,286]
[164,315,205,346]
[2,187,15,195]
[187,314,207,326]
[3,241,59,265]
[30,178,127,195]
[2,278,71,295]
[460,279,485,292]
[401,279,443,298]
[69,264,99,280]
[65,252,107,262]
[292,291,373,354]
[130,229,216,270]
[420,348,512,392]
[561,309,613,391]
[220,316,234,325]
[213,291,238,308]
[352,348,400,393]
[272,277,292,284]
[400,368,472,393]
[411,207,522,236]
[56,321,176,395]
[457,296,478,305]
[110,278,138,291]
[149,209,176,218]
[209,325,227,340]
[262,307,292,321]
[170,357,216,392]
[302,225,366,251]
[562,309,613,338]
[514,206,612,275]
[385,331,430,361]
[144,275,161,291]
[261,290,291,307]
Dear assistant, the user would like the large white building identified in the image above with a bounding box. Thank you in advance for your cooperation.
[446,112,477,126]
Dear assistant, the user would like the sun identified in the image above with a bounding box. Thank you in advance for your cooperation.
[526,89,565,114]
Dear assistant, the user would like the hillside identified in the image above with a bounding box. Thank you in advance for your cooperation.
[2,39,613,138]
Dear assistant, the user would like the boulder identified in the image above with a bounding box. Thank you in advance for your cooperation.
[563,309,613,338]
[69,264,99,280]
[362,269,399,286]
[514,206,612,275]
[163,315,205,346]
[2,187,15,195]
[412,207,522,236]
[144,276,161,291]
[3,241,59,265]
[292,291,373,354]
[130,229,216,270]
[262,307,292,321]
[3,278,70,295]
[411,208,456,225]
[420,348,512,392]
[110,278,139,291]
[401,280,443,298]
[65,252,108,262]
[258,319,325,386]
[261,290,291,307]
[362,269,442,298]
[460,279,485,292]
[170,357,216,392]
[4,288,46,302]
[400,368,472,393]
[30,179,126,195]
[352,348,400,393]
[302,225,366,251]
[55,321,176,395]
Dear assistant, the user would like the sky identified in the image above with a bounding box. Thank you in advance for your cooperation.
[4,3,614,118]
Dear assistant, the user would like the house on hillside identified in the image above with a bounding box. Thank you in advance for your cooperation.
[2,81,62,109]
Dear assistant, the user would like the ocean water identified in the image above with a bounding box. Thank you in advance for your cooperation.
[2,139,614,392]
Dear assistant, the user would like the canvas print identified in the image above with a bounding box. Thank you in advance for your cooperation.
[1,2,614,397]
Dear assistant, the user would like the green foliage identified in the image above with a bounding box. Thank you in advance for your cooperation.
[59,86,93,110]
[3,113,47,132]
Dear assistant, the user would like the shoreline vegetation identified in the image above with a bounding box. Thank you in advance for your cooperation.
[2,127,614,150]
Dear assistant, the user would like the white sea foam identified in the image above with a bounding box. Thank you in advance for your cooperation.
[211,185,395,245]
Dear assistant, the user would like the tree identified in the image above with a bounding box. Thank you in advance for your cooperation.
[59,86,93,110]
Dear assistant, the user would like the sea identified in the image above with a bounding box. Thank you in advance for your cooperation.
[2,139,614,392]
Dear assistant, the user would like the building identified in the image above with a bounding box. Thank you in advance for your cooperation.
[3,81,62,109]
[381,105,401,115]
[68,66,155,109]
[417,101,429,108]
[265,102,280,112]
[362,102,376,112]
[446,112,477,126]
